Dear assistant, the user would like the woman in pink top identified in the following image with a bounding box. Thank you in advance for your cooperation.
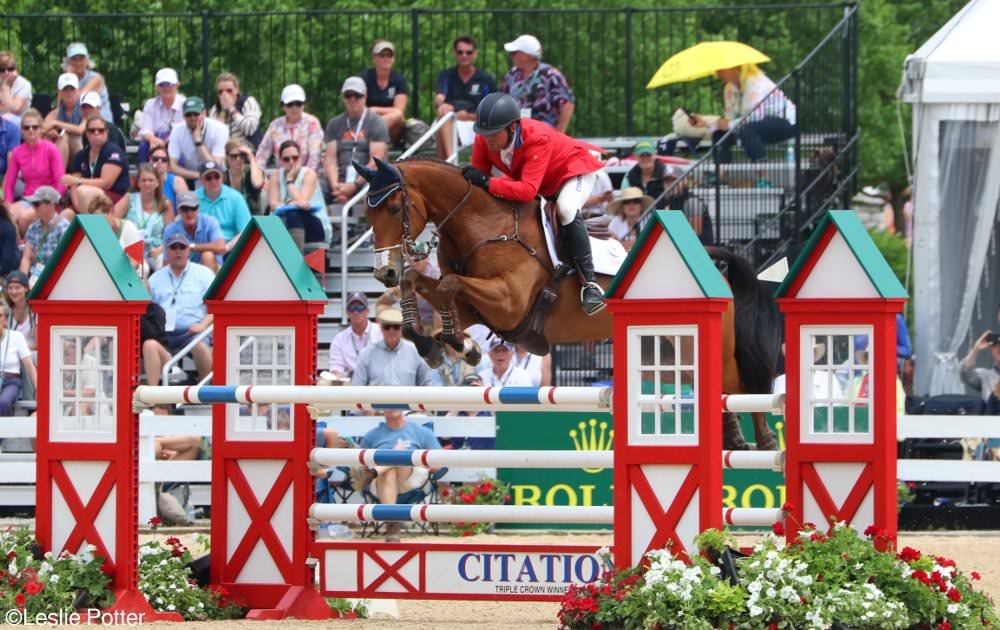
[4,108,66,235]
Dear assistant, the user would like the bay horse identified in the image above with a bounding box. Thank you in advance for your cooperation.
[354,157,781,450]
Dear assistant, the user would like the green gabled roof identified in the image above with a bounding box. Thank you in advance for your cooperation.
[775,210,908,298]
[28,214,149,301]
[205,216,326,300]
[606,210,732,299]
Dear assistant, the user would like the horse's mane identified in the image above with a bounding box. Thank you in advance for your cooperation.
[396,156,463,172]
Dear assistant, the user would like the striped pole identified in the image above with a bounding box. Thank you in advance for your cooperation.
[721,393,785,414]
[723,508,786,527]
[310,448,613,470]
[133,385,612,412]
[309,503,614,525]
[723,450,785,472]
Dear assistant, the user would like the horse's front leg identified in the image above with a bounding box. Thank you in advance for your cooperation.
[437,273,528,367]
[400,269,444,368]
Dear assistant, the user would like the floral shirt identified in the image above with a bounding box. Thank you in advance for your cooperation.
[24,215,70,279]
[255,113,323,171]
[724,72,796,126]
[501,62,574,128]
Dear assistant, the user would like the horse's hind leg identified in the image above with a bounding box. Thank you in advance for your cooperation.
[751,412,779,451]
[723,412,751,451]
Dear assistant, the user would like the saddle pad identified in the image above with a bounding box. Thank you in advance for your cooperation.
[540,201,628,277]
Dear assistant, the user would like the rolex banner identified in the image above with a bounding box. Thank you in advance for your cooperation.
[496,411,785,529]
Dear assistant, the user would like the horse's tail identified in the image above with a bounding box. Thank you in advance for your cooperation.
[708,247,783,394]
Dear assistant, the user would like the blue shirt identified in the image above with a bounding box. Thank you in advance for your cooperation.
[360,421,440,451]
[162,214,224,266]
[197,185,251,242]
[148,261,216,332]
[0,118,22,176]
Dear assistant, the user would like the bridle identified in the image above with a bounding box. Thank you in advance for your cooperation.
[367,162,474,263]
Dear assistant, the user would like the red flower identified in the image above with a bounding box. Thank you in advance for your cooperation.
[14,593,25,606]
[100,562,115,575]
[771,522,784,536]
[911,570,930,584]
[504,495,511,502]
[24,581,42,595]
[471,486,480,495]
[971,571,982,581]
[939,623,952,630]
[148,516,161,527]
[165,536,181,547]
[809,532,826,543]
[781,501,795,512]
[864,524,878,537]
[481,482,493,493]
[462,530,471,537]
[4,551,15,560]
[171,547,184,557]
[937,556,957,568]
[441,488,450,498]
[897,546,922,563]
[461,493,475,504]
[948,587,962,602]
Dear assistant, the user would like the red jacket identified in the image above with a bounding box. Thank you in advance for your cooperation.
[470,118,604,202]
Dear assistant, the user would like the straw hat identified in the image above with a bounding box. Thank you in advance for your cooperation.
[607,187,654,216]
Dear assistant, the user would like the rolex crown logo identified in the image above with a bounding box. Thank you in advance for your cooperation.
[569,418,613,473]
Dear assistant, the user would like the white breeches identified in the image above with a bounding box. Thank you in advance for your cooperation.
[555,171,598,225]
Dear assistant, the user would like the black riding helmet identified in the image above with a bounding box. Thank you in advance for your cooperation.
[473,93,521,136]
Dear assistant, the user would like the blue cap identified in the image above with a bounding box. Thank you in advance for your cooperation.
[66,43,89,58]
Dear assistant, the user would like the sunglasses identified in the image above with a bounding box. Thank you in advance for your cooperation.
[183,112,201,118]
[343,92,364,100]
[280,155,300,163]
[151,155,169,163]
[202,173,221,181]
[168,243,188,250]
[22,124,40,131]
[227,153,244,159]
[157,82,177,88]
[380,324,402,331]
[283,101,304,108]
[455,49,475,56]
[0,67,16,73]
[179,206,198,213]
[376,51,395,58]
[217,88,235,94]
[69,55,87,61]
[87,127,108,134]
[347,303,367,313]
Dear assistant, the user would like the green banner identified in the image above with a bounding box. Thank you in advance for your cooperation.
[496,411,786,529]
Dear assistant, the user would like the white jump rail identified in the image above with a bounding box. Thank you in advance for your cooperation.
[311,448,613,469]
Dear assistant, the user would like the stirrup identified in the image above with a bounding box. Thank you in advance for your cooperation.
[580,282,606,316]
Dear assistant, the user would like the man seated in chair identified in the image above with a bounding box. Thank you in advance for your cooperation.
[358,409,441,542]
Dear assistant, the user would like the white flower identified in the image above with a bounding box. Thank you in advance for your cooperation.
[749,605,764,617]
[765,587,777,598]
[167,604,175,611]
[948,604,959,614]
[49,574,60,583]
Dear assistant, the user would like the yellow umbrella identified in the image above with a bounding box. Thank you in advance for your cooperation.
[647,41,770,89]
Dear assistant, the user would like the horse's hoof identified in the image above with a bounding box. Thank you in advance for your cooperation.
[423,342,445,369]
[723,434,751,451]
[460,337,482,366]
[755,433,779,451]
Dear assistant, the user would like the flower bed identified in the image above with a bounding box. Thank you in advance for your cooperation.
[448,478,512,537]
[558,522,998,630]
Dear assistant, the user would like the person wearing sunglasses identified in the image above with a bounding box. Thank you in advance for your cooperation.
[209,72,262,150]
[161,191,225,271]
[148,145,189,212]
[62,43,111,121]
[433,35,497,160]
[323,76,389,206]
[168,96,229,185]
[42,73,84,165]
[223,138,264,215]
[327,291,383,380]
[78,91,128,155]
[113,163,174,272]
[137,68,185,165]
[62,114,130,214]
[268,140,330,253]
[195,161,250,252]
[0,50,32,124]
[255,83,322,171]
[4,109,65,236]
[18,186,69,285]
[361,40,410,145]
[352,307,433,388]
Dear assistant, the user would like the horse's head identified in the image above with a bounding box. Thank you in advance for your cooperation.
[354,157,429,287]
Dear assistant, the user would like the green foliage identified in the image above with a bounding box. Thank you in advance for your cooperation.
[867,227,908,289]
[138,536,243,620]
[325,597,369,619]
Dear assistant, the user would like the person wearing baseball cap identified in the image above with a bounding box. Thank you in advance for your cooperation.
[352,306,433,388]
[323,76,389,205]
[74,90,128,155]
[361,39,410,144]
[167,95,229,184]
[63,42,111,121]
[137,67,185,164]
[196,159,250,249]
[478,337,533,387]
[254,84,323,172]
[145,227,218,385]
[327,291,383,379]
[42,73,84,164]
[19,186,70,284]
[161,190,226,271]
[500,33,575,133]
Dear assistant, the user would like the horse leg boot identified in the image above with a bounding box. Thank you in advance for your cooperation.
[723,412,751,450]
[561,212,605,316]
[400,275,443,368]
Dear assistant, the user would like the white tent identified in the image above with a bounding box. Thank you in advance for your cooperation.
[899,0,1000,395]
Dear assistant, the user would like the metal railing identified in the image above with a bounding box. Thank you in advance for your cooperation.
[159,326,213,387]
[0,5,851,137]
[337,111,459,313]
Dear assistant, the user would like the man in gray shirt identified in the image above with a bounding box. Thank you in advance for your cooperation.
[323,76,390,205]
[352,307,433,387]
[960,330,1000,404]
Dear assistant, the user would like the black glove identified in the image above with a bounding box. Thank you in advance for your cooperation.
[461,165,490,190]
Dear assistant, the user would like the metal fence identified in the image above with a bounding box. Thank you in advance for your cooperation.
[1,4,851,137]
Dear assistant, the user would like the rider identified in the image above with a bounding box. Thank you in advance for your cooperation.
[461,92,605,316]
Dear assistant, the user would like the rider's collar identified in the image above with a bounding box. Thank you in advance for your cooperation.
[512,124,523,150]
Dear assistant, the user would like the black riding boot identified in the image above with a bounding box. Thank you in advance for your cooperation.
[562,213,605,316]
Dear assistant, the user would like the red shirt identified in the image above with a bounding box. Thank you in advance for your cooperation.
[470,118,603,202]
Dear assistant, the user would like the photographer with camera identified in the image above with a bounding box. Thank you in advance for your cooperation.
[960,330,1000,412]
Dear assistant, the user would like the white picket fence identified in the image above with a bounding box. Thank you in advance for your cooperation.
[3,413,1000,525]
